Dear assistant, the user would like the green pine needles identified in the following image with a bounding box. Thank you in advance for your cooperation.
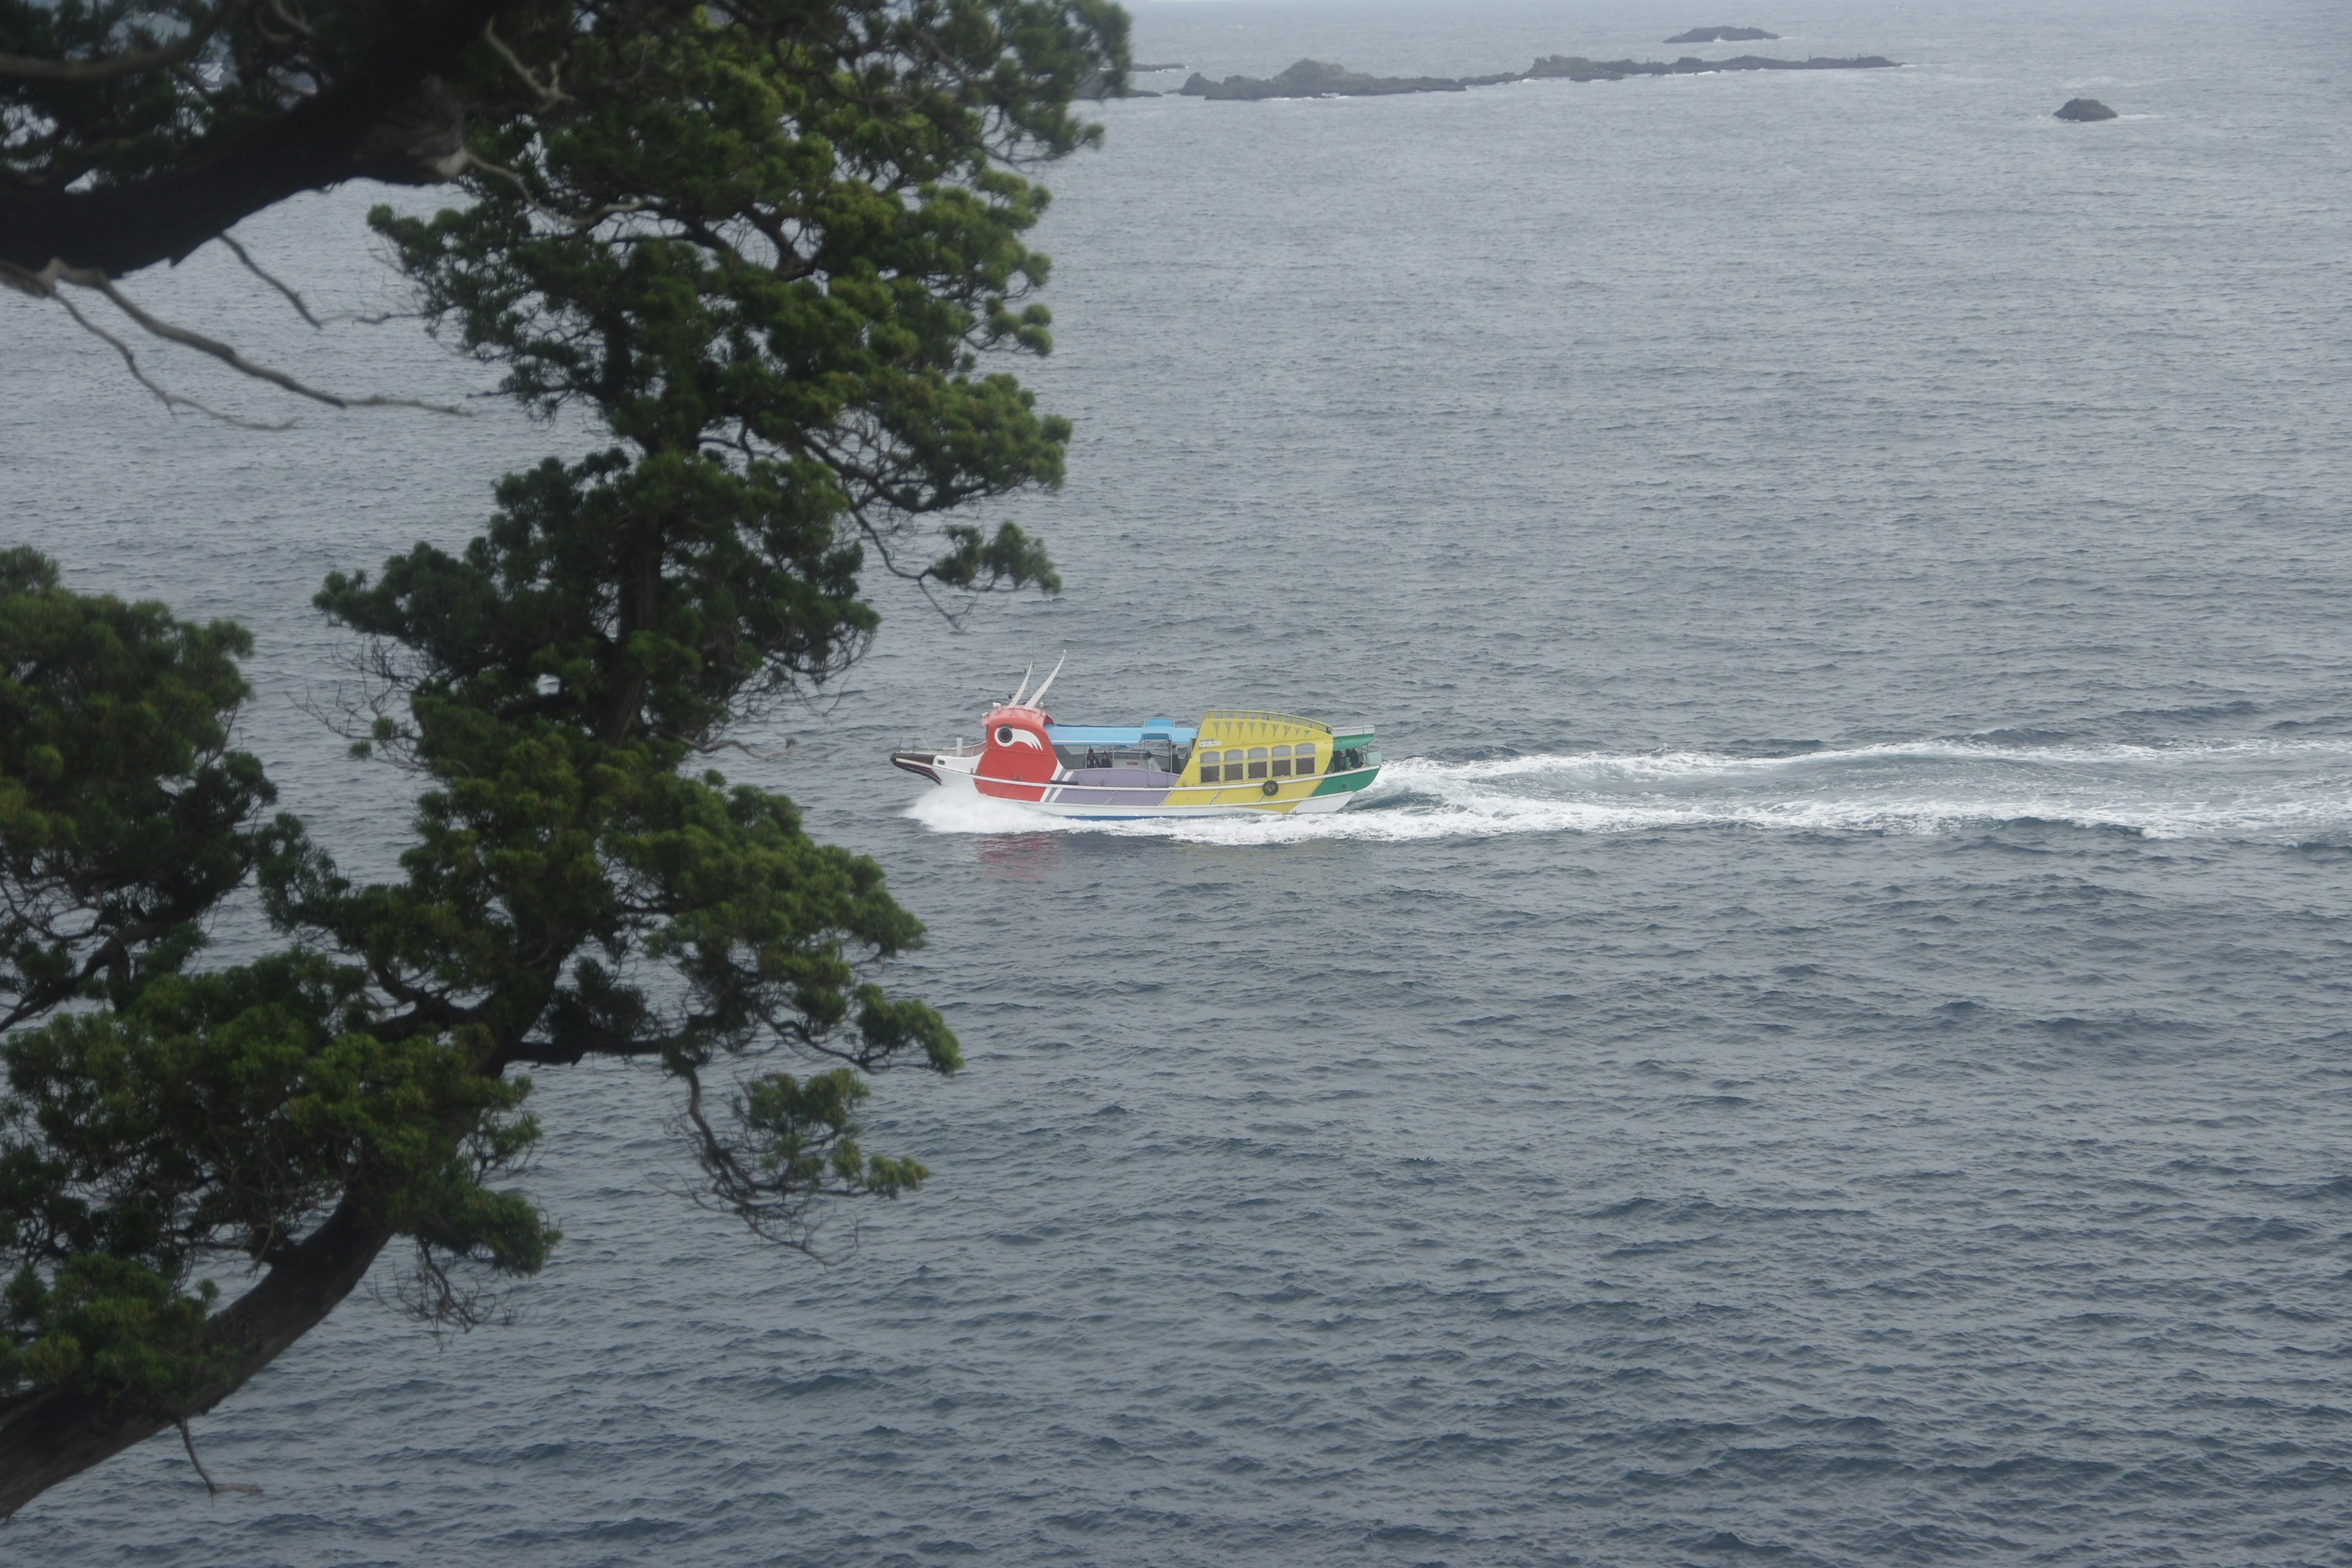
[0,0,1125,1510]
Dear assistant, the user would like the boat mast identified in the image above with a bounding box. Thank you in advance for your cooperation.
[1027,650,1068,710]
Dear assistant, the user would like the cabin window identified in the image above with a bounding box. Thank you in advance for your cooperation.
[1296,744,1318,775]
[1271,744,1292,778]
[1197,750,1221,783]
[1247,746,1270,780]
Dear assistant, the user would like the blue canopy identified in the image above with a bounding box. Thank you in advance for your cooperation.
[1046,720,1196,746]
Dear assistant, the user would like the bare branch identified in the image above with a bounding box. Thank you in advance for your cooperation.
[48,285,295,431]
[500,1033,670,1068]
[913,575,979,630]
[374,1241,518,1336]
[216,233,323,329]
[175,1419,261,1498]
[452,149,647,232]
[15,256,471,418]
[674,1063,833,1259]
[261,0,312,39]
[482,20,568,110]
[76,266,470,413]
[2,258,51,298]
[655,731,797,761]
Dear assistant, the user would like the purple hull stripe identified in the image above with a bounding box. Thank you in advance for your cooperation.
[1044,766,1179,809]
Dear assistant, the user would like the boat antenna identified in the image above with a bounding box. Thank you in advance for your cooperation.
[1027,650,1068,709]
[1006,663,1035,707]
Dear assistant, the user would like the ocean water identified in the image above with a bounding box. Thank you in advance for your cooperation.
[7,0,2352,1561]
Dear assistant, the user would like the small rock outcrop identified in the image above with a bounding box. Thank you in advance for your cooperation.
[2054,97,2118,121]
[1074,62,1187,100]
[1076,69,1159,99]
[1665,26,1781,43]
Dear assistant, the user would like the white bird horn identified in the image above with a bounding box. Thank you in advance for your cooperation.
[1027,650,1068,709]
[1006,663,1035,707]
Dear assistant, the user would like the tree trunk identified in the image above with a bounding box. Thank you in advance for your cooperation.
[0,1202,394,1518]
[600,524,667,744]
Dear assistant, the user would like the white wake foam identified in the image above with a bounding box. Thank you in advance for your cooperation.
[902,736,2352,846]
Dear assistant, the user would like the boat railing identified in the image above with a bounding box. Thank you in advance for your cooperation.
[1196,709,1336,736]
[914,721,1366,753]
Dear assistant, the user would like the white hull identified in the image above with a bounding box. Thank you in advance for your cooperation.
[984,789,1360,821]
[899,748,1370,820]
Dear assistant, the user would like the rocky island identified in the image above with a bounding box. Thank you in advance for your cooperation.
[2054,97,2119,121]
[1181,53,1899,100]
[1665,26,1781,43]
[1180,59,1463,100]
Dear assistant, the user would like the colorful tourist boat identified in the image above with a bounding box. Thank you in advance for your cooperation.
[890,658,1383,820]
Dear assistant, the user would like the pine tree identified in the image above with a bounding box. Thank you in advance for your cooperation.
[0,0,1126,1510]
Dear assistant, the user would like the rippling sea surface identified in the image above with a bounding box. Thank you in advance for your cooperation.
[9,0,2352,1561]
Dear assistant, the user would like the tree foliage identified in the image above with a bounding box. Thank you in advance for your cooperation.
[0,549,291,1035]
[1,0,1124,1515]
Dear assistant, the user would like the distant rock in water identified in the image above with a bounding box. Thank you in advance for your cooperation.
[1077,69,1159,99]
[1665,26,1781,43]
[1180,59,1464,100]
[1183,52,1899,100]
[2054,97,2119,121]
[1074,62,1189,100]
